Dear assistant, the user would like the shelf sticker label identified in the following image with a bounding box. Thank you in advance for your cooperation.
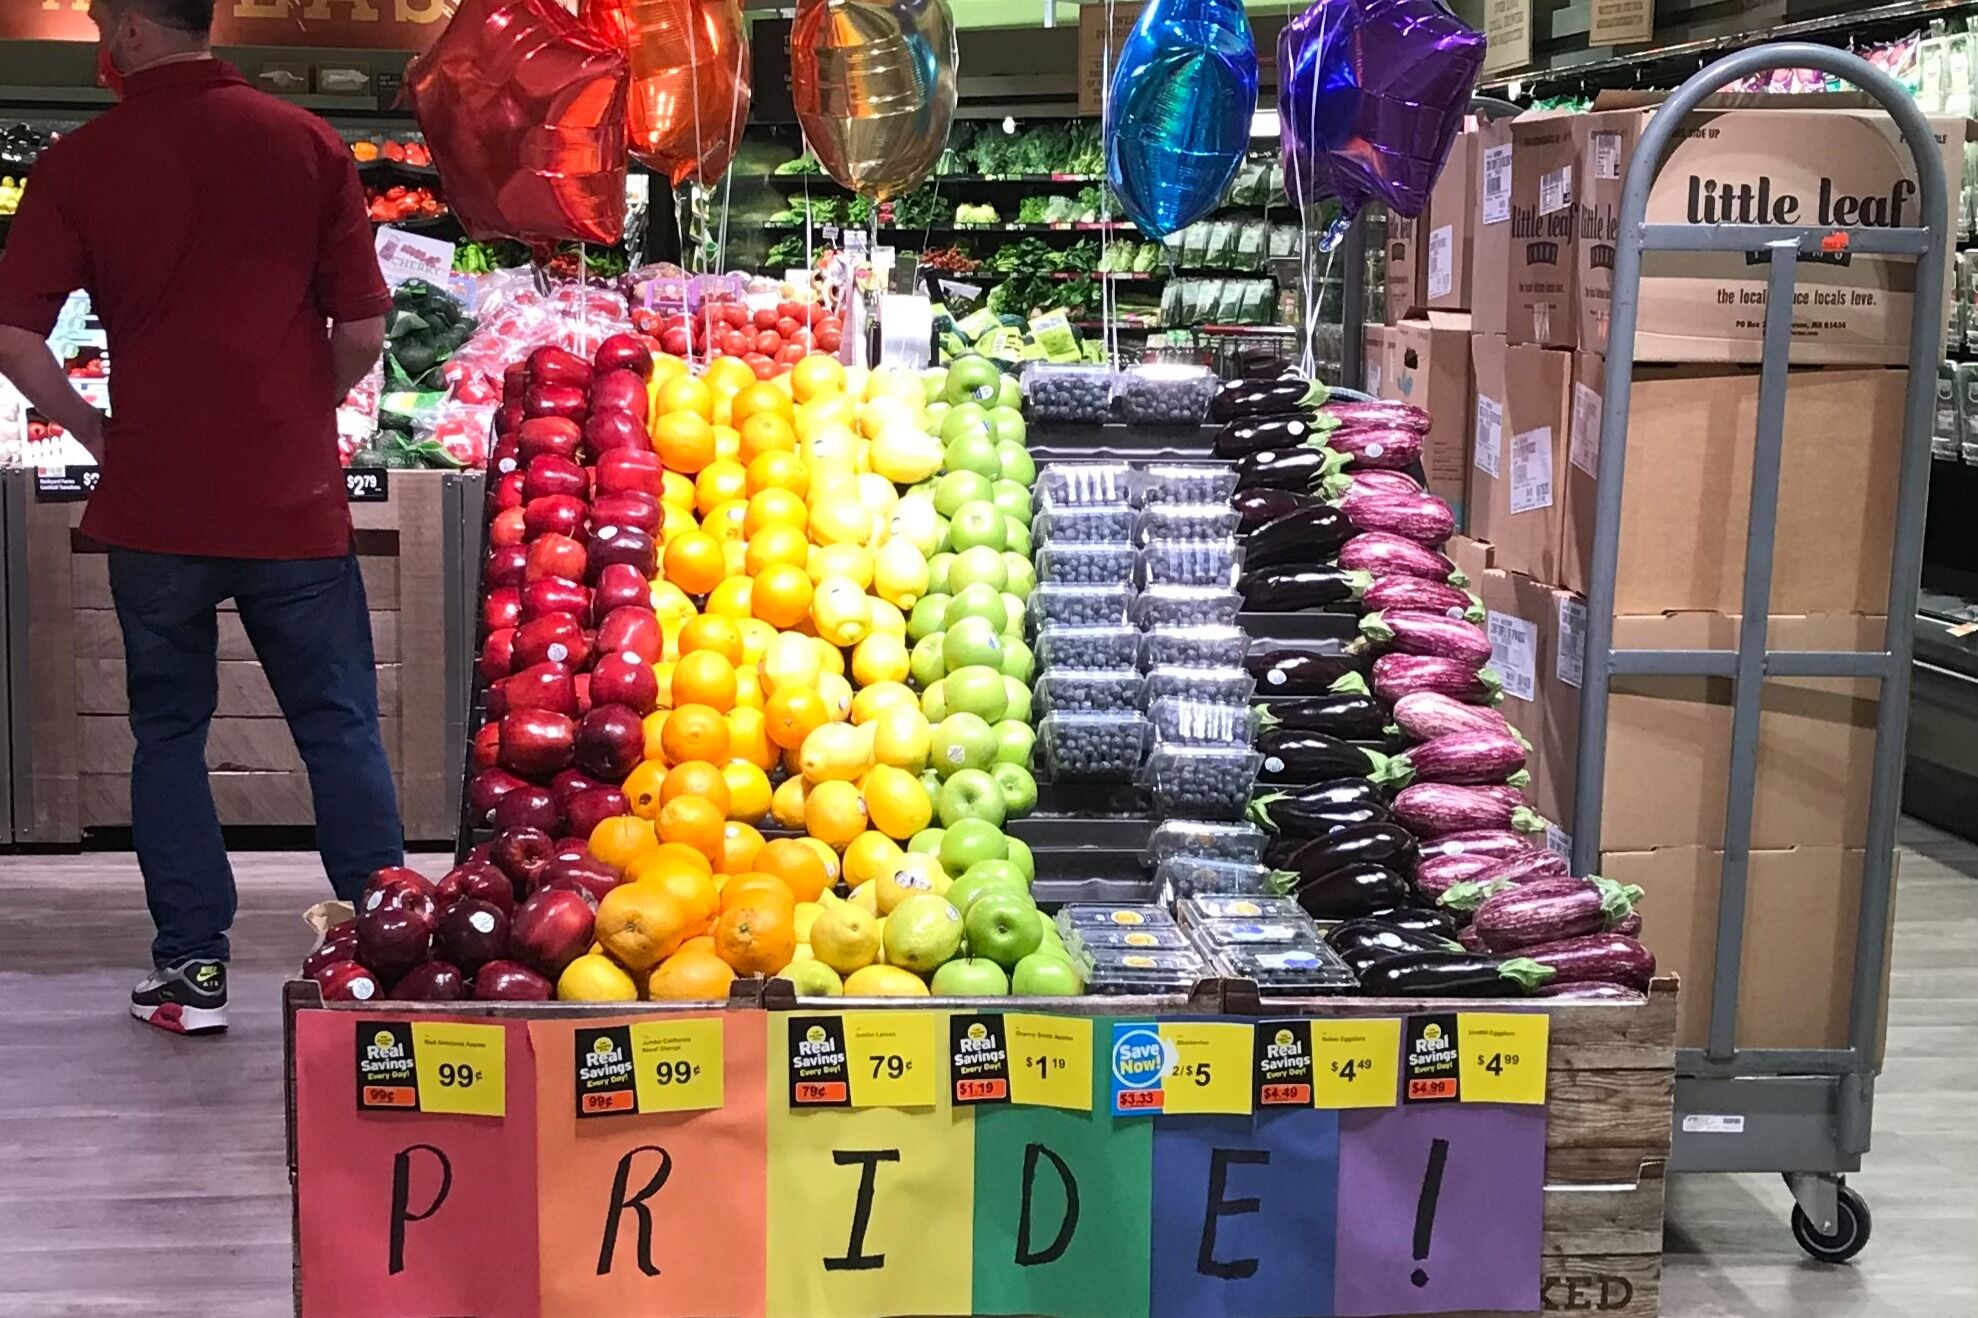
[950,1013,1012,1105]
[845,1011,937,1108]
[1158,1022,1254,1116]
[1311,1018,1402,1109]
[1473,393,1504,479]
[1403,1014,1462,1104]
[1482,144,1513,224]
[1110,1022,1173,1115]
[631,1017,725,1113]
[1458,1012,1550,1105]
[788,1014,852,1107]
[1253,1019,1316,1107]
[1005,1013,1093,1111]
[573,1024,638,1117]
[356,1019,506,1116]
[1487,609,1540,703]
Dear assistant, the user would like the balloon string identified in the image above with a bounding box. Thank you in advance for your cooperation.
[1102,0,1119,369]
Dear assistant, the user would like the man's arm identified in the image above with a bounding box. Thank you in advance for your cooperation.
[0,325,103,457]
[329,315,386,405]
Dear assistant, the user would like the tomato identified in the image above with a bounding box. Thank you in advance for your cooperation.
[817,315,843,336]
[722,330,753,357]
[754,329,783,355]
[776,299,804,323]
[752,307,779,330]
[774,316,800,339]
[746,354,779,379]
[787,327,814,350]
[660,326,691,356]
[775,343,807,366]
[721,304,750,329]
[816,328,842,353]
[805,303,824,326]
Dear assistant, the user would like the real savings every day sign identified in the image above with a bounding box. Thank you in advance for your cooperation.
[294,1008,1548,1318]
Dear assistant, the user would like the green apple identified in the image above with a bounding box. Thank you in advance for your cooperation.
[907,596,950,643]
[938,768,1007,827]
[991,477,1033,526]
[934,514,954,553]
[942,615,1004,670]
[927,553,955,596]
[960,858,1029,893]
[932,712,997,776]
[987,405,1027,447]
[907,826,944,856]
[910,633,947,686]
[887,494,944,557]
[922,403,948,433]
[1012,950,1084,996]
[999,679,1032,725]
[995,440,1037,486]
[940,401,989,443]
[883,893,963,973]
[993,718,1036,766]
[1004,519,1033,559]
[948,503,1007,555]
[945,870,1025,918]
[931,957,1009,996]
[919,678,948,722]
[995,373,1023,411]
[966,891,1043,970]
[1006,835,1036,883]
[776,959,844,997]
[934,469,994,518]
[990,762,1038,817]
[1001,554,1036,601]
[1000,592,1027,636]
[944,354,1002,406]
[949,543,1009,593]
[919,768,945,800]
[943,582,1005,631]
[940,816,1008,873]
[999,637,1036,684]
[921,367,948,403]
[944,431,1003,479]
[943,665,1009,723]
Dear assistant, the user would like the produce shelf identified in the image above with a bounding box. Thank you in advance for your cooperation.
[357,157,440,180]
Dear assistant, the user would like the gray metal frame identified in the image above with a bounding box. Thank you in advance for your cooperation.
[1570,44,1946,1212]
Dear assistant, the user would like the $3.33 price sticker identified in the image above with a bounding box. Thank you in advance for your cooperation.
[1457,1012,1549,1104]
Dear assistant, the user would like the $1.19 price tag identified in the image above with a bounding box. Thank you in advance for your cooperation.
[631,1018,724,1113]
[411,1022,506,1117]
[1458,1012,1549,1104]
[844,1011,937,1107]
[1005,1014,1093,1110]
[1158,1022,1254,1115]
[1309,1019,1401,1109]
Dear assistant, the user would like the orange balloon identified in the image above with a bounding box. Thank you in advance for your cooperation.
[584,0,753,187]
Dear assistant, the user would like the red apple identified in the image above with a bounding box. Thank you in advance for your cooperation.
[484,543,528,589]
[467,841,495,865]
[596,606,662,664]
[540,854,623,904]
[472,721,501,771]
[473,959,553,1001]
[495,399,525,438]
[589,651,658,714]
[504,360,530,402]
[524,381,587,421]
[502,661,577,717]
[551,768,610,803]
[594,333,653,379]
[517,415,583,462]
[573,670,594,719]
[311,959,382,1002]
[490,437,520,475]
[574,703,645,781]
[468,768,528,826]
[522,453,587,502]
[659,325,690,357]
[519,576,591,625]
[595,448,662,498]
[479,627,516,682]
[360,868,438,924]
[591,369,649,421]
[529,344,594,390]
[355,907,434,983]
[491,782,562,834]
[591,493,661,538]
[497,708,576,777]
[438,899,512,976]
[584,410,648,460]
[490,470,525,511]
[491,825,556,892]
[392,961,466,1002]
[563,786,630,840]
[548,836,592,867]
[525,533,587,584]
[513,613,589,670]
[594,560,652,611]
[523,493,589,541]
[509,887,596,978]
[301,919,360,978]
[434,861,516,916]
[489,506,527,548]
[482,586,521,632]
[587,524,657,580]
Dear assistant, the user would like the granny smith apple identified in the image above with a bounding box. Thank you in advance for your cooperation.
[991,478,1033,526]
[907,826,944,855]
[946,871,1025,918]
[908,596,950,643]
[949,543,1009,593]
[949,502,1007,554]
[996,441,1037,487]
[1012,950,1083,996]
[940,401,989,443]
[1004,522,1033,562]
[777,960,845,997]
[920,768,945,800]
[938,768,1007,827]
[1005,835,1036,884]
[940,817,1008,873]
[999,679,1032,725]
[934,469,994,518]
[966,891,1043,970]
[883,893,964,974]
[931,957,1009,996]
[945,354,1002,405]
[942,615,1004,670]
[921,367,948,404]
[924,402,950,432]
[927,554,954,596]
[922,678,952,722]
[1000,554,1036,602]
[910,633,948,687]
[1000,592,1027,636]
[999,637,1036,683]
[888,495,944,557]
[987,405,1027,447]
[943,665,1009,723]
[944,431,1003,479]
[990,762,1038,817]
[960,858,1029,893]
[934,514,954,553]
[932,712,997,776]
[995,372,1023,411]
[994,718,1036,766]
[943,582,1005,631]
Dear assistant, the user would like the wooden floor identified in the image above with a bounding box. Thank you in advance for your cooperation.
[0,826,1973,1317]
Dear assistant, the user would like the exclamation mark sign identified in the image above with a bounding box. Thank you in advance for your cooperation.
[1409,1138,1449,1288]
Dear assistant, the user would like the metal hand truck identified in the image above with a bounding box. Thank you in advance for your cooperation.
[1571,42,1949,1263]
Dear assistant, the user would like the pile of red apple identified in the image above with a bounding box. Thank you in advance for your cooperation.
[637,293,843,376]
[305,333,676,1002]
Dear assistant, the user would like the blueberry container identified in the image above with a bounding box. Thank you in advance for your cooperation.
[1116,362,1219,426]
[1036,541,1139,585]
[1035,668,1145,714]
[1077,946,1209,996]
[1066,920,1194,952]
[1140,538,1240,588]
[1036,624,1142,671]
[1144,664,1257,707]
[1148,695,1260,747]
[1178,894,1306,924]
[1189,917,1318,948]
[1144,819,1269,868]
[1030,582,1134,629]
[1037,462,1135,508]
[1057,903,1178,933]
[1154,855,1272,901]
[1138,462,1239,507]
[1136,503,1242,544]
[1132,585,1244,630]
[1140,744,1263,820]
[1215,944,1359,994]
[1034,503,1137,544]
[1022,363,1117,423]
[1140,624,1250,670]
[1039,710,1150,781]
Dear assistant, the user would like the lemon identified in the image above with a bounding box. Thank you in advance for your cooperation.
[793,900,824,942]
[796,394,856,441]
[649,580,697,624]
[856,473,901,521]
[843,830,905,888]
[811,576,873,647]
[865,762,935,839]
[842,365,871,403]
[557,953,638,1002]
[870,424,944,485]
[816,671,856,724]
[807,477,872,546]
[848,879,879,914]
[871,540,930,610]
[761,631,822,694]
[804,779,869,848]
[870,707,933,773]
[736,616,776,664]
[843,964,930,997]
[851,632,912,687]
[705,576,753,620]
[858,394,919,440]
[851,680,916,724]
[875,852,948,914]
[866,365,924,406]
[866,597,907,639]
[809,899,881,975]
[800,721,873,784]
[770,774,809,828]
[809,543,873,589]
[804,425,860,471]
[886,494,944,557]
[797,836,842,884]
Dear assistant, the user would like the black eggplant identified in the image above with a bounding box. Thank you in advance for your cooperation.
[1256,693,1389,741]
[1235,446,1346,493]
[1253,799,1390,849]
[1276,822,1419,880]
[1256,728,1386,782]
[1248,777,1387,832]
[1213,413,1331,458]
[1244,504,1357,571]
[1355,951,1555,996]
[1279,863,1412,921]
[1233,486,1321,533]
[1209,375,1328,422]
[1246,647,1369,695]
[1360,906,1461,939]
[1240,564,1373,614]
[1326,919,1464,959]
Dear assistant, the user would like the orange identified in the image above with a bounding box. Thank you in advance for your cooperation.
[790,353,847,403]
[658,501,697,545]
[663,530,725,596]
[672,650,738,712]
[649,840,713,876]
[713,425,741,465]
[656,373,715,422]
[738,411,799,463]
[594,884,691,972]
[695,460,748,516]
[726,707,777,770]
[713,901,796,975]
[705,575,753,620]
[751,563,815,630]
[722,760,772,821]
[653,411,715,474]
[677,614,744,665]
[718,820,766,875]
[719,871,796,913]
[803,779,869,849]
[660,470,697,510]
[755,836,832,902]
[764,685,828,750]
[732,663,765,711]
[645,865,717,935]
[702,356,756,398]
[732,380,794,429]
[648,948,736,1001]
[677,933,716,958]
[702,497,750,543]
[658,794,726,861]
[723,539,749,580]
[661,760,730,815]
[745,488,807,537]
[660,703,730,765]
[746,448,809,499]
[737,617,776,665]
[642,710,670,762]
[588,815,659,870]
[745,524,810,576]
[620,760,669,820]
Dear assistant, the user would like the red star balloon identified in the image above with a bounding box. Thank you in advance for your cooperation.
[406,0,631,245]
[583,0,752,188]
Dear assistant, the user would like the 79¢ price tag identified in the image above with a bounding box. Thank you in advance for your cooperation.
[844,1012,937,1108]
[1158,1022,1254,1115]
[1458,1012,1550,1105]
[631,1018,724,1113]
[411,1022,506,1117]
[1005,1013,1093,1110]
[1310,1019,1400,1109]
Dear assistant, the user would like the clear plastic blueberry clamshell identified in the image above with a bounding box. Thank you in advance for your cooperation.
[1154,855,1272,901]
[1036,461,1135,508]
[1030,582,1134,629]
[1144,819,1269,867]
[1036,541,1139,585]
[1140,537,1240,588]
[1139,743,1264,821]
[1137,462,1239,507]
[1143,664,1258,707]
[1135,503,1242,544]
[1215,943,1360,994]
[1034,668,1146,714]
[1021,363,1118,423]
[1178,893,1307,925]
[1034,504,1137,544]
[1147,695,1260,747]
[1057,902,1179,932]
[1038,710,1151,781]
[1140,624,1250,670]
[1115,362,1219,426]
[1036,624,1142,671]
[1131,584,1243,630]
[1077,945,1210,996]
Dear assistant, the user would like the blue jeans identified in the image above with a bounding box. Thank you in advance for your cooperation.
[109,549,404,966]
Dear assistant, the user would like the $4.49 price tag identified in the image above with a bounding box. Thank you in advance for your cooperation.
[1458,1012,1550,1104]
[844,1011,937,1108]
[631,1018,724,1113]
[1158,1022,1254,1115]
[410,1022,506,1117]
[1310,1019,1401,1109]
[1005,1014,1093,1110]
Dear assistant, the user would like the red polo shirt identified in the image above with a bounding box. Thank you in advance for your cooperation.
[0,59,390,558]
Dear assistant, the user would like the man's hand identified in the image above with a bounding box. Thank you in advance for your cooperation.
[68,406,105,461]
[0,325,104,458]
[329,315,387,406]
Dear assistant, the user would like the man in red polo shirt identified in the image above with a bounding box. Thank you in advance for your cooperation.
[0,0,405,1034]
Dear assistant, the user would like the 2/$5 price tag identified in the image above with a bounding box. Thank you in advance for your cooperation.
[1158,1022,1254,1116]
[357,1020,506,1117]
[1458,1012,1550,1105]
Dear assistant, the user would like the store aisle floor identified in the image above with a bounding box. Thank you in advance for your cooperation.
[0,825,1972,1316]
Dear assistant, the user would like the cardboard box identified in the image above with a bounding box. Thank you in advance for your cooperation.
[1558,358,1904,613]
[1362,324,1392,398]
[1387,212,1425,324]
[1602,845,1888,1054]
[1468,338,1570,584]
[1536,587,1584,839]
[1426,132,1479,311]
[1445,533,1494,586]
[1507,108,1641,351]
[1391,313,1474,526]
[1478,570,1551,794]
[1473,118,1514,339]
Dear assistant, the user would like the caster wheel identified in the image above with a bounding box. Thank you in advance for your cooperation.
[1792,1184,1871,1263]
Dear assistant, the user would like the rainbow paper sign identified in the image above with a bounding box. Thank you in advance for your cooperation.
[293,1009,1546,1317]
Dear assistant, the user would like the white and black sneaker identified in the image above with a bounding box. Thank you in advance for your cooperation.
[131,959,229,1035]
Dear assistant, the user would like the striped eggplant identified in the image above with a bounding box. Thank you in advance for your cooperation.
[1210,375,1329,422]
[1233,486,1320,532]
[1457,925,1486,952]
[1389,692,1525,747]
[1473,849,1573,887]
[1241,564,1374,613]
[1247,777,1388,832]
[1467,877,1643,952]
[1355,951,1554,996]
[1319,399,1431,432]
[1417,829,1541,861]
[1614,911,1643,938]
[1234,446,1348,493]
[1256,727,1386,782]
[1337,532,1467,586]
[1534,982,1647,1002]
[1368,654,1503,705]
[1358,612,1494,665]
[1521,933,1657,990]
[1244,504,1357,571]
[1361,577,1485,624]
[1327,426,1423,471]
[1373,729,1527,789]
[1213,413,1332,458]
[1412,850,1507,899]
[1322,468,1424,502]
[1249,647,1369,694]
[1254,693,1388,739]
[1332,489,1456,545]
[1392,783,1547,838]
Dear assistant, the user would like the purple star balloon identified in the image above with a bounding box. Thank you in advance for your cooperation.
[1278,0,1485,224]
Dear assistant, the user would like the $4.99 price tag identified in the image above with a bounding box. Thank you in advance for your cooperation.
[631,1018,724,1113]
[844,1011,937,1107]
[1005,1013,1093,1110]
[1458,1012,1550,1104]
[1158,1022,1254,1115]
[1309,1019,1401,1109]
[411,1022,506,1117]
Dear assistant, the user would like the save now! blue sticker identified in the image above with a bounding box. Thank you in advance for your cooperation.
[1110,1022,1172,1115]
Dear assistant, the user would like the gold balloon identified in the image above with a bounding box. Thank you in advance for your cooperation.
[791,0,958,201]
[584,0,752,187]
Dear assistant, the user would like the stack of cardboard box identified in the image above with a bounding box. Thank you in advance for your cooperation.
[1370,95,1966,1051]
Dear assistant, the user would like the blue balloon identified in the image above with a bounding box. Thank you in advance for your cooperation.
[1105,0,1259,241]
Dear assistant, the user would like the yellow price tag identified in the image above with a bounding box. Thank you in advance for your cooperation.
[1459,1012,1549,1104]
[844,1011,938,1107]
[411,1022,506,1117]
[1158,1022,1253,1115]
[631,1017,725,1113]
[1309,1019,1401,1109]
[1005,1014,1094,1111]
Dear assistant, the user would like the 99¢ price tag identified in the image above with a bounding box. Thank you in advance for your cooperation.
[631,1018,724,1113]
[411,1022,507,1117]
[1458,1012,1549,1104]
[1310,1019,1400,1109]
[1158,1022,1254,1115]
[1005,1014,1093,1111]
[845,1012,937,1108]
